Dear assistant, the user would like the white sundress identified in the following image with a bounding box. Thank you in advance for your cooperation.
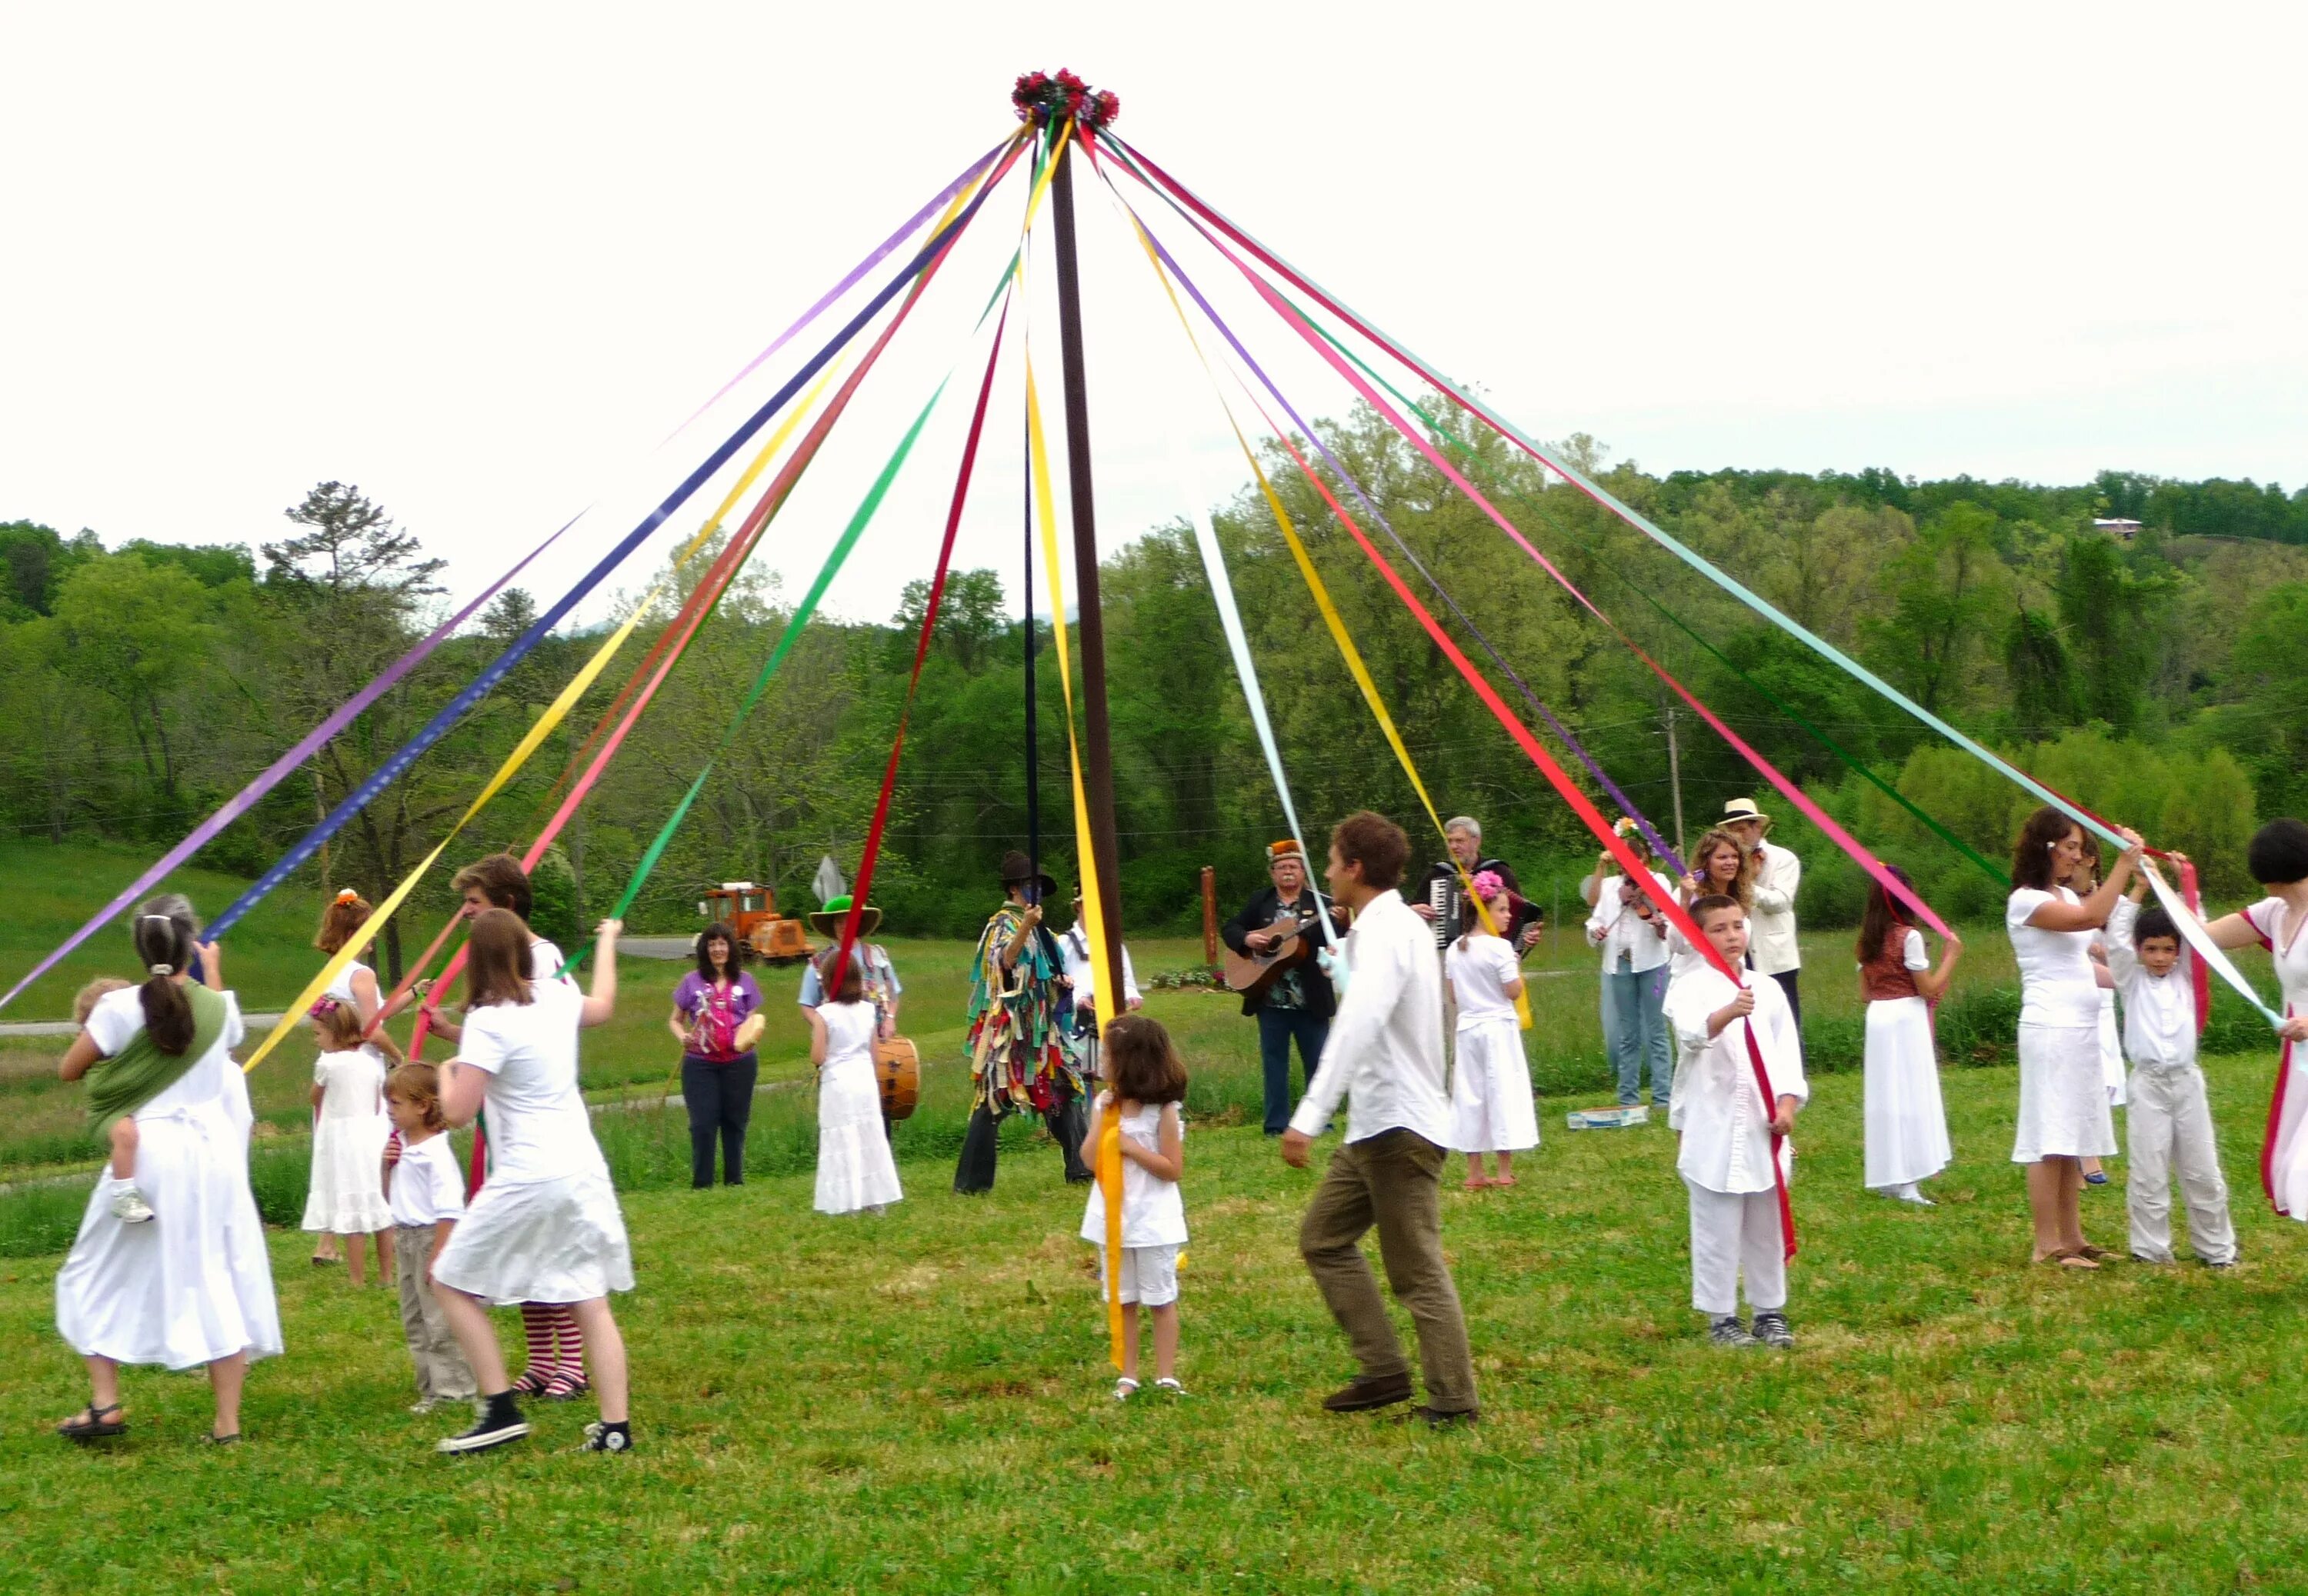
[55,987,283,1371]
[1863,929,1952,1189]
[2008,887,2116,1162]
[815,1001,902,1215]
[302,1046,392,1234]
[1444,934,1540,1154]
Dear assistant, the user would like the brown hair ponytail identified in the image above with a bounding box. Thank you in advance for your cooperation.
[132,903,196,1056]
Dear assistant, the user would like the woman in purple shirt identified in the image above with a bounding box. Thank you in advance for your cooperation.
[666,923,764,1188]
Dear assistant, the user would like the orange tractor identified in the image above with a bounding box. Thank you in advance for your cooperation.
[697,881,815,965]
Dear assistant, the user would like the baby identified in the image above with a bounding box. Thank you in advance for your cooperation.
[75,978,155,1223]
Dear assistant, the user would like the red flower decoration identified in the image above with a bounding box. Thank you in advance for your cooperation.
[1010,67,1119,128]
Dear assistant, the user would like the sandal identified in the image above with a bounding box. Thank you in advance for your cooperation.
[2076,1244,2120,1263]
[58,1403,128,1441]
[1493,1176,1519,1188]
[1112,1377,1139,1403]
[1462,1178,1492,1191]
[2037,1248,2098,1270]
[202,1431,241,1447]
[509,1368,555,1398]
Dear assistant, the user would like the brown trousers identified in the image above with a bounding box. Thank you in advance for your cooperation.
[395,1224,476,1403]
[1298,1128,1477,1414]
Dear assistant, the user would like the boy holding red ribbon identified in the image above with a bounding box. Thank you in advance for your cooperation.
[1663,895,1807,1348]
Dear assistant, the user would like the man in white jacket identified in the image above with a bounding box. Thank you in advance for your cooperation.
[1723,798,1804,1031]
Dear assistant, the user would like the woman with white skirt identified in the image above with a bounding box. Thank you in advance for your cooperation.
[2006,807,2142,1270]
[1444,878,1539,1189]
[1856,865,1962,1204]
[807,948,903,1215]
[432,910,635,1454]
[54,898,281,1444]
[2196,819,2308,1219]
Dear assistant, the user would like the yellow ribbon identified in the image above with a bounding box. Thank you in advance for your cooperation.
[1096,1108,1126,1366]
[240,361,849,1073]
[1102,185,1530,1025]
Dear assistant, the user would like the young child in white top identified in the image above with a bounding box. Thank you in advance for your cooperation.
[73,978,150,1222]
[1079,1014,1189,1401]
[2105,871,2237,1266]
[382,1060,478,1413]
[301,998,401,1287]
[1444,877,1539,1188]
[1663,895,1808,1349]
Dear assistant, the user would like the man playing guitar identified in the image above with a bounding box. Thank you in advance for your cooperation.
[1222,840,1348,1135]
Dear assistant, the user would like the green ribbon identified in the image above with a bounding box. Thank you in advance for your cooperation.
[1286,295,2009,889]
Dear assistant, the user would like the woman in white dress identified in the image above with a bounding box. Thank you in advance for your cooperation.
[1856,865,1962,1204]
[299,998,398,1284]
[53,898,282,1443]
[807,949,903,1215]
[2006,807,2143,1269]
[431,909,636,1454]
[1444,879,1540,1188]
[2195,819,2308,1218]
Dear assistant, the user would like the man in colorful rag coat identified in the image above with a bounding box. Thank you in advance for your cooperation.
[953,849,1089,1195]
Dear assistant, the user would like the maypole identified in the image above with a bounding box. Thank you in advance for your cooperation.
[1046,98,1127,1009]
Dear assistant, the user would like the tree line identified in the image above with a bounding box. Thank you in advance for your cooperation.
[4,407,2304,965]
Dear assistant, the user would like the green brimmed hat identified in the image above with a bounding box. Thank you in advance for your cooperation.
[808,893,882,938]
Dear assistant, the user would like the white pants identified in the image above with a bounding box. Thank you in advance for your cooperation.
[1096,1243,1180,1307]
[2126,1065,2237,1264]
[1686,1178,1786,1316]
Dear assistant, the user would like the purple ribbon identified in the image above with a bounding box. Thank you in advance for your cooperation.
[670,138,1009,438]
[0,511,579,1012]
[1104,171,1686,876]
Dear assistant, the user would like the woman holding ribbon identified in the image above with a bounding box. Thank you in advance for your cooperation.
[52,897,282,1444]
[2005,807,2143,1269]
[2192,819,2308,1217]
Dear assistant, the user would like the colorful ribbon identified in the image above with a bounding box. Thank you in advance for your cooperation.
[0,511,585,1014]
[1117,168,1949,948]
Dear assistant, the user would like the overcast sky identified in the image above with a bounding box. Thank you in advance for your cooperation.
[5,2,2303,631]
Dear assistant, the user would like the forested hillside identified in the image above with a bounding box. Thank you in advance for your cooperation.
[6,403,2306,959]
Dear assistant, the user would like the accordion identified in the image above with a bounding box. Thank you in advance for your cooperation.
[1429,871,1453,949]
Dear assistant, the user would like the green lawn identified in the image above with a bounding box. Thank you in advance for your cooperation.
[4,901,2306,1589]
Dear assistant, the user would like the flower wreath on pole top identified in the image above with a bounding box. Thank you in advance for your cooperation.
[1012,68,1119,129]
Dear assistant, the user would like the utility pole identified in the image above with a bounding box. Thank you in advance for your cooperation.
[1664,705,1686,859]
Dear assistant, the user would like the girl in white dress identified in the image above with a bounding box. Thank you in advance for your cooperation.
[2005,807,2143,1269]
[2196,819,2308,1218]
[309,888,388,1268]
[806,949,903,1216]
[1856,865,1962,1204]
[1079,1015,1189,1399]
[432,910,635,1455]
[53,899,281,1444]
[1445,878,1540,1188]
[299,998,399,1285]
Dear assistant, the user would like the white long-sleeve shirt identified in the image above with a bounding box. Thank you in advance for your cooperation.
[1584,872,1674,975]
[1746,842,1803,975]
[1060,927,1139,1017]
[1289,888,1450,1146]
[2104,901,2197,1071]
[1664,965,1807,1193]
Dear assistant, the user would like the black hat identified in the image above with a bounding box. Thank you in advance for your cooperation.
[997,849,1059,901]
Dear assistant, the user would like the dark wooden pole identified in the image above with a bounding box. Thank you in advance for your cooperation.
[1200,865,1218,966]
[1049,130,1125,1005]
[1022,406,1040,902]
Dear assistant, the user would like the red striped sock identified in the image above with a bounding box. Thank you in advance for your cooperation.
[519,1303,556,1384]
[550,1304,585,1383]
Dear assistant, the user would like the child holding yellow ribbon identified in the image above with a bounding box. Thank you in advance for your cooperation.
[1079,1015,1188,1401]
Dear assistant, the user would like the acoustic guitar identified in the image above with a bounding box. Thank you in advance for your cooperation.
[1222,911,1324,1004]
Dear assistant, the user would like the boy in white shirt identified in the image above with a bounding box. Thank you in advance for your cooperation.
[2106,881,2237,1267]
[1663,895,1808,1348]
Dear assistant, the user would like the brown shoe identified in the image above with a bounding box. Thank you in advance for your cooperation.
[1322,1372,1413,1412]
[1399,1405,1479,1429]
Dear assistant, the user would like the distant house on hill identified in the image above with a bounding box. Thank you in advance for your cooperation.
[2093,518,2143,541]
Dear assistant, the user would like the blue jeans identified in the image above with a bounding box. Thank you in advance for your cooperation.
[1603,962,1672,1105]
[1259,1008,1330,1134]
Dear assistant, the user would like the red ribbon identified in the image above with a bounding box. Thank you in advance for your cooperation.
[834,296,1013,981]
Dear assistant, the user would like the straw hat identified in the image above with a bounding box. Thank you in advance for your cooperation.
[1720,798,1773,834]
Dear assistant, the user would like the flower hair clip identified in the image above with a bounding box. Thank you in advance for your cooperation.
[334,888,361,904]
[308,996,341,1019]
[1469,869,1506,901]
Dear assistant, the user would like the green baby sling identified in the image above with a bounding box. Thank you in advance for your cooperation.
[86,981,230,1142]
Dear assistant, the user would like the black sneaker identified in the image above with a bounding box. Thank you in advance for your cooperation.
[1396,1405,1478,1429]
[1708,1315,1759,1348]
[576,1421,633,1453]
[1752,1311,1795,1348]
[435,1394,529,1454]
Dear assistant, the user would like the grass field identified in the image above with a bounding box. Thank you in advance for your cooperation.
[5,847,2305,1591]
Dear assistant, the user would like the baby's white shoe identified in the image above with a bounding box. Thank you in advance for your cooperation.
[108,1182,155,1224]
